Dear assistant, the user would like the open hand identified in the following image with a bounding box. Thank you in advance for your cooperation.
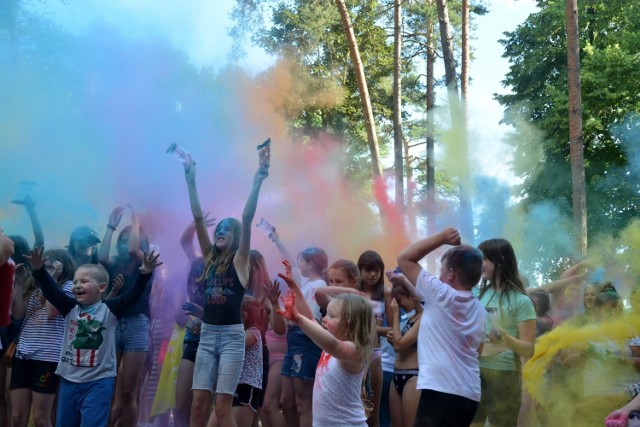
[109,206,125,230]
[140,250,162,274]
[111,274,124,294]
[24,247,47,271]
[275,290,299,322]
[277,260,299,291]
[14,263,30,285]
[182,301,204,318]
[203,212,217,228]
[266,281,281,306]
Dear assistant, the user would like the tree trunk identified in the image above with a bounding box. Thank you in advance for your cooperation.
[461,0,469,104]
[565,0,588,254]
[435,0,474,241]
[335,0,383,178]
[393,0,404,208]
[426,18,436,272]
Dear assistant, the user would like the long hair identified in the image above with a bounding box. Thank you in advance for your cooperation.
[242,295,269,335]
[478,239,527,305]
[334,294,375,368]
[357,250,385,301]
[201,218,241,281]
[328,259,361,289]
[24,249,76,297]
[249,249,271,299]
[115,225,151,262]
[8,235,30,268]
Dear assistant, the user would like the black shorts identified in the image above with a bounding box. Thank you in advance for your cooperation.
[233,383,263,413]
[182,341,199,363]
[10,357,60,394]
[415,389,479,427]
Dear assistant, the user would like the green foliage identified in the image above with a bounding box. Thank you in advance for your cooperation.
[497,0,640,278]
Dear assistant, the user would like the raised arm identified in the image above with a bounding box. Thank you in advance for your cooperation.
[270,231,302,284]
[127,206,145,264]
[316,286,366,310]
[180,214,216,262]
[235,147,270,287]
[266,281,286,335]
[11,265,30,320]
[106,251,161,317]
[397,228,461,286]
[277,291,361,371]
[389,298,421,353]
[184,160,213,260]
[98,206,124,269]
[25,248,76,316]
[23,196,44,249]
[276,260,314,321]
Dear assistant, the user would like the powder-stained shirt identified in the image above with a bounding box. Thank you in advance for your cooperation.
[313,352,367,427]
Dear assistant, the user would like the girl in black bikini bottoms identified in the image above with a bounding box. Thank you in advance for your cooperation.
[387,274,423,427]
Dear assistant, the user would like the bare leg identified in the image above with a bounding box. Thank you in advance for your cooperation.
[261,361,285,427]
[292,378,314,427]
[190,390,213,427]
[279,376,298,427]
[110,351,148,427]
[175,359,195,427]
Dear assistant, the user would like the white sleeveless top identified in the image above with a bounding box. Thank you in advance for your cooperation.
[313,352,367,427]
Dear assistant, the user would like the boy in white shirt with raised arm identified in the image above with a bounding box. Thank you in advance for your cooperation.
[397,228,486,427]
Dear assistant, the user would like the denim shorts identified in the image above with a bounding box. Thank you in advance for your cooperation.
[192,323,245,395]
[115,314,150,353]
[281,325,322,381]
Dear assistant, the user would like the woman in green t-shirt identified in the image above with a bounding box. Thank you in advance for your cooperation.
[471,238,536,427]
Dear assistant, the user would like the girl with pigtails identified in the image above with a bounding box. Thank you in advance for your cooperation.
[183,144,269,427]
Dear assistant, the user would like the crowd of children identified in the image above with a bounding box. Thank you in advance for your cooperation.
[2,143,640,427]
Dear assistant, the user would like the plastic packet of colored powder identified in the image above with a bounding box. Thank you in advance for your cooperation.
[167,143,193,165]
[11,181,36,205]
[256,217,276,238]
[257,138,271,168]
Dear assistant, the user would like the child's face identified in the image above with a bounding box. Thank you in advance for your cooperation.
[214,219,234,251]
[72,240,97,258]
[322,299,344,338]
[393,292,415,312]
[72,267,106,305]
[328,268,356,288]
[298,256,312,278]
[583,286,597,308]
[117,230,130,258]
[361,268,381,290]
[481,258,495,281]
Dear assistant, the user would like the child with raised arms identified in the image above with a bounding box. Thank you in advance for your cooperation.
[10,249,75,427]
[183,144,269,427]
[23,247,161,427]
[397,228,486,427]
[277,261,376,427]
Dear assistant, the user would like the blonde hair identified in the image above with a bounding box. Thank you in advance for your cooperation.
[333,294,375,367]
[200,218,241,282]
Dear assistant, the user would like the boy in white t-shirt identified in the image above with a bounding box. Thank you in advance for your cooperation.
[397,228,485,427]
